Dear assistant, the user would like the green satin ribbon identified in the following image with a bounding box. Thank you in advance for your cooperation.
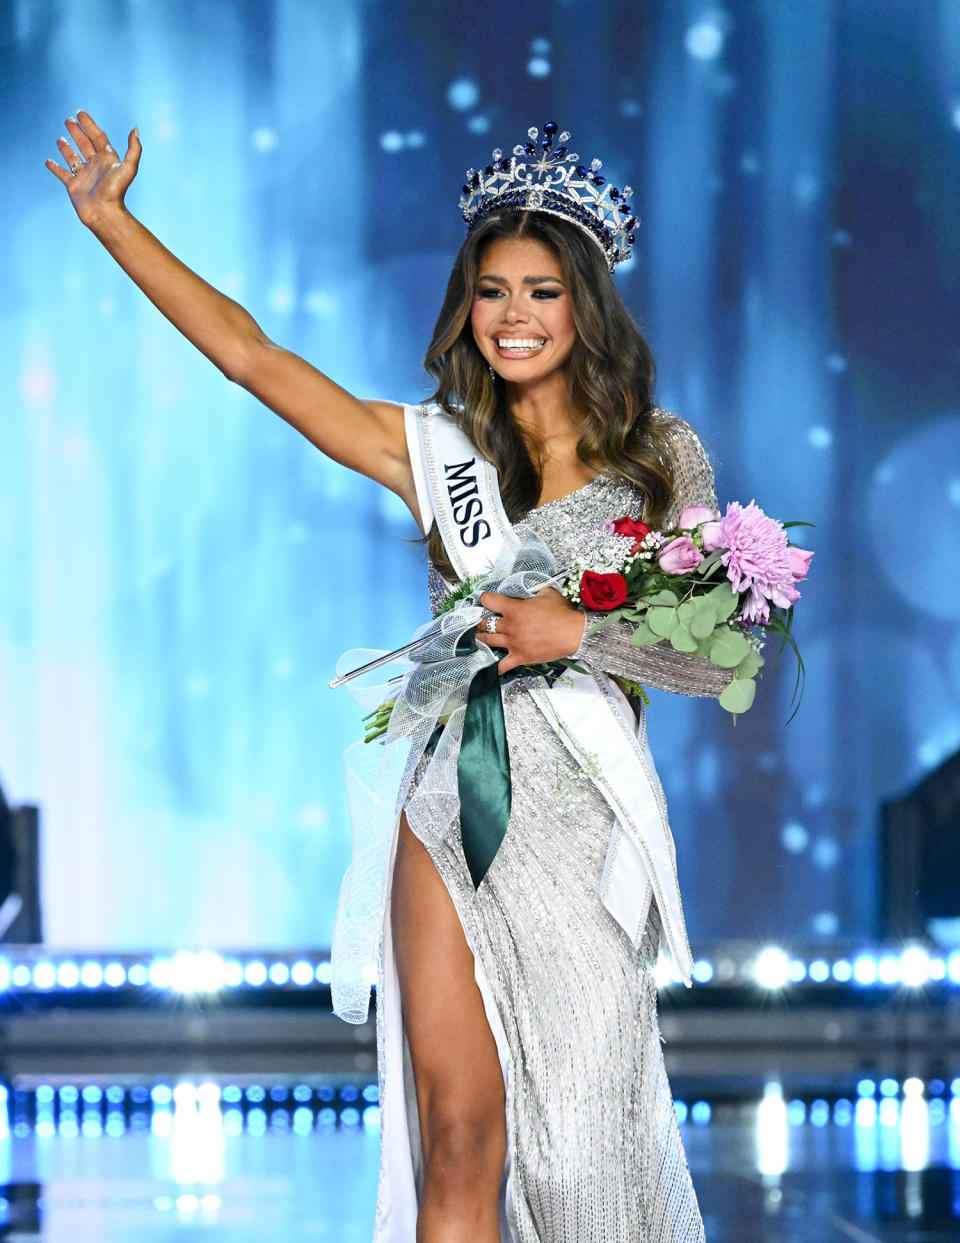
[458,658,512,888]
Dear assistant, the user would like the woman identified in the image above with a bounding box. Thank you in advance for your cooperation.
[47,114,728,1241]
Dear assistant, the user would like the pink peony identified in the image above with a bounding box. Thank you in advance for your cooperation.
[716,501,798,623]
[679,504,718,529]
[788,547,814,581]
[658,535,703,575]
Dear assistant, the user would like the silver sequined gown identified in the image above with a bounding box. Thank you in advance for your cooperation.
[404,413,726,1242]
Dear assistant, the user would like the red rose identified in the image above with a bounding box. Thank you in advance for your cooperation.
[579,570,628,611]
[609,515,651,552]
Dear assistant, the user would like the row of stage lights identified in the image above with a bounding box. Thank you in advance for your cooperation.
[0,944,955,995]
[2,1077,960,1142]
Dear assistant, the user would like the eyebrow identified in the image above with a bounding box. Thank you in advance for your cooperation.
[476,274,564,285]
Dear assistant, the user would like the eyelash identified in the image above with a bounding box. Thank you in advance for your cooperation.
[476,288,560,300]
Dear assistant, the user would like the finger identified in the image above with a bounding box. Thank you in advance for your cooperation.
[75,109,112,154]
[478,591,513,612]
[55,134,83,172]
[65,115,97,161]
[498,652,523,674]
[124,126,142,167]
[475,631,508,650]
[44,157,73,185]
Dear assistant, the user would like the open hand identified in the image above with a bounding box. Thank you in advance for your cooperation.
[45,110,142,226]
[475,587,587,675]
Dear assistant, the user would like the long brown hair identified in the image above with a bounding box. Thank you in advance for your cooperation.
[423,209,673,576]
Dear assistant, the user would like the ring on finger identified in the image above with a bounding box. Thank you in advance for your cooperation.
[69,160,83,174]
[484,615,499,633]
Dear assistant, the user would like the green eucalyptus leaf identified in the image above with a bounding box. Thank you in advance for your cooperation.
[707,582,740,621]
[736,649,765,678]
[719,676,757,714]
[696,549,724,576]
[645,588,680,607]
[630,619,661,646]
[677,600,697,626]
[710,628,752,667]
[647,606,678,638]
[690,603,718,639]
[670,624,700,653]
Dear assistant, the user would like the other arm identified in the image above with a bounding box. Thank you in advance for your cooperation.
[574,413,732,698]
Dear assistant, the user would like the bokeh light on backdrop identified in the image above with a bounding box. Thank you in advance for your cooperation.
[2,0,958,949]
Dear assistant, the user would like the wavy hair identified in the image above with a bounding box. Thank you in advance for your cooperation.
[423,209,674,576]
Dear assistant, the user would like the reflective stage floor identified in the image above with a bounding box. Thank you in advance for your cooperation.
[3,1079,959,1242]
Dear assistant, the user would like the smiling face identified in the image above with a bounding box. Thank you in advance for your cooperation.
[470,235,578,387]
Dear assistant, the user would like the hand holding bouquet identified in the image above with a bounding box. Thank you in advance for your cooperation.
[563,501,813,716]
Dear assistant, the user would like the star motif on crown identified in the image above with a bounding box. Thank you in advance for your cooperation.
[459,121,638,272]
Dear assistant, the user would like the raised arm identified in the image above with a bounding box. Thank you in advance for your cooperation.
[45,112,418,521]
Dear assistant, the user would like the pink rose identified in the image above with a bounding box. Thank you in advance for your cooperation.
[679,504,718,529]
[788,547,814,581]
[700,521,724,552]
[658,536,703,575]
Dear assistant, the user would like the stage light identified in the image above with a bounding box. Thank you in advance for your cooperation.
[151,1085,173,1105]
[0,961,10,990]
[173,1083,197,1105]
[105,1085,124,1104]
[268,962,290,986]
[293,1107,313,1134]
[929,958,946,981]
[222,959,244,987]
[363,1106,381,1127]
[856,1078,876,1098]
[787,1099,806,1125]
[674,1100,688,1124]
[11,965,30,987]
[315,961,332,985]
[176,1195,200,1213]
[690,1101,711,1125]
[80,961,104,988]
[269,1087,288,1102]
[684,19,724,60]
[810,1100,830,1127]
[947,954,960,984]
[340,1085,358,1102]
[834,1099,853,1126]
[81,1085,102,1104]
[832,959,852,982]
[853,955,878,985]
[757,1085,787,1176]
[362,1084,379,1103]
[199,1196,221,1212]
[341,1107,361,1126]
[171,951,224,993]
[900,946,930,986]
[222,1086,242,1103]
[293,1085,312,1103]
[56,961,80,989]
[246,1085,266,1103]
[788,959,807,983]
[246,1108,267,1132]
[808,959,829,982]
[197,1083,220,1106]
[754,946,790,989]
[59,1086,78,1104]
[879,1078,899,1097]
[32,962,56,989]
[692,959,714,983]
[318,1108,336,1126]
[877,955,900,985]
[903,1078,924,1098]
[148,960,173,989]
[291,960,314,986]
[243,961,267,987]
[104,962,127,987]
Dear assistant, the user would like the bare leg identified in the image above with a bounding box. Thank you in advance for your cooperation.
[392,813,506,1242]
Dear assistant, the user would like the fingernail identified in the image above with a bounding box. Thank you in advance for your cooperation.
[134,127,139,138]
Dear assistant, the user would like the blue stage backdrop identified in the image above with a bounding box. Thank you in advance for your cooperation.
[3,0,958,950]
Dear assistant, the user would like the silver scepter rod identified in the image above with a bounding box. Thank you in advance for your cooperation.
[328,567,570,689]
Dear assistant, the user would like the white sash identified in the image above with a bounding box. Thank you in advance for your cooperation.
[404,401,694,985]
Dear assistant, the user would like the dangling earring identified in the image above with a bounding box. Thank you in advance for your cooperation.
[488,364,497,381]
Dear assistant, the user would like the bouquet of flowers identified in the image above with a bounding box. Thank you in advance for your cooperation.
[563,502,813,717]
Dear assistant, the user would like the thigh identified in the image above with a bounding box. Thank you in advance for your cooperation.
[391,813,505,1139]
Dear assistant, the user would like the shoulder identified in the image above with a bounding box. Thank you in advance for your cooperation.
[646,406,717,471]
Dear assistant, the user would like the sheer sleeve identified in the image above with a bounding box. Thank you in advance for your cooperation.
[573,411,731,699]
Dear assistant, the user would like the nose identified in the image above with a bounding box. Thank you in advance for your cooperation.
[501,296,528,324]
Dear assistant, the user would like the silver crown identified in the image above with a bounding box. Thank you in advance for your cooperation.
[459,122,638,272]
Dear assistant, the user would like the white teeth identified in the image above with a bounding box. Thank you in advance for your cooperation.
[497,338,545,350]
